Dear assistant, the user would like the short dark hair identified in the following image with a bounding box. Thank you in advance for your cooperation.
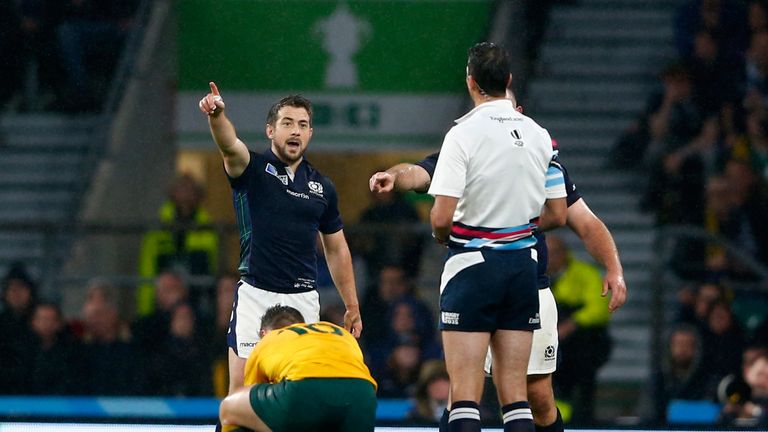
[467,42,511,97]
[266,95,313,126]
[260,304,305,331]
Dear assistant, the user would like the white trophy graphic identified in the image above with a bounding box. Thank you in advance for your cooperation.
[314,3,372,89]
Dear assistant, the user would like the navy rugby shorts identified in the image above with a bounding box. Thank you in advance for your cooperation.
[439,247,540,332]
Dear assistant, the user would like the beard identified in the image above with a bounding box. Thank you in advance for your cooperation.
[274,141,305,164]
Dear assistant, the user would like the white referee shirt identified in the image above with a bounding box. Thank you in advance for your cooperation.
[428,99,565,249]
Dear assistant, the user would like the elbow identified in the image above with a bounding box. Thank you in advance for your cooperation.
[219,396,237,427]
[553,211,567,228]
[430,210,452,231]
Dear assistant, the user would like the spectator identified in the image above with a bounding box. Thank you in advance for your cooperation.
[701,300,746,380]
[639,65,707,223]
[645,324,717,423]
[360,265,434,356]
[55,0,138,111]
[0,263,37,394]
[356,182,422,278]
[147,302,212,396]
[66,278,133,341]
[730,108,768,182]
[28,302,82,395]
[80,299,144,395]
[408,360,450,424]
[749,0,768,35]
[674,0,748,62]
[132,270,189,352]
[546,235,611,425]
[720,348,768,427]
[367,295,439,379]
[376,341,423,398]
[723,159,768,270]
[683,31,744,115]
[685,283,727,330]
[645,114,723,226]
[745,31,768,111]
[137,173,218,316]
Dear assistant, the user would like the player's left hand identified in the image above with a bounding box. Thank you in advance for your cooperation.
[603,271,627,312]
[344,305,363,339]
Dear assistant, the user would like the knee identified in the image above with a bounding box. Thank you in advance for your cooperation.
[527,383,555,418]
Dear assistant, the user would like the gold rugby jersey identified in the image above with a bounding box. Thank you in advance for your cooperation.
[244,321,377,389]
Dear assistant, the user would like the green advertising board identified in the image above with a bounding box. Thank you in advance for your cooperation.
[177,0,494,149]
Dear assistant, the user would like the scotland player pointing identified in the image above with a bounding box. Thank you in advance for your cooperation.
[199,83,362,399]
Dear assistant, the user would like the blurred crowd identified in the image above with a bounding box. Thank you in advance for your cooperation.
[610,0,768,426]
[0,0,138,113]
[612,0,768,281]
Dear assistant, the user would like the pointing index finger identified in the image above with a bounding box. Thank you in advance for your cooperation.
[209,81,220,96]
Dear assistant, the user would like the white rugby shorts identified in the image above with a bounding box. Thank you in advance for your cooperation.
[228,280,320,358]
[484,287,559,375]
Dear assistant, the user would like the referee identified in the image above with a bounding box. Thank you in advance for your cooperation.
[429,42,567,432]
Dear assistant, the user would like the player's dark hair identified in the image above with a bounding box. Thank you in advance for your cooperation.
[260,304,305,331]
[467,42,511,97]
[266,95,313,126]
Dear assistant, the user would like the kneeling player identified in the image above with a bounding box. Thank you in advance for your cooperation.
[219,305,377,432]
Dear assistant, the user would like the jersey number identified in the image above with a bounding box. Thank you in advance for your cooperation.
[286,323,343,336]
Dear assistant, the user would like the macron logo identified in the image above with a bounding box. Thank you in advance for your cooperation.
[286,189,310,200]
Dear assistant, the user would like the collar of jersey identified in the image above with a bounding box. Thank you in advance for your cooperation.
[263,148,305,170]
[454,99,515,124]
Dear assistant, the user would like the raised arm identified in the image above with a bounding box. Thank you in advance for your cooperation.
[199,81,250,178]
[320,230,362,338]
[369,163,432,193]
[566,199,627,312]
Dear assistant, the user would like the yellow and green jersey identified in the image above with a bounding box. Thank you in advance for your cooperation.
[244,321,377,389]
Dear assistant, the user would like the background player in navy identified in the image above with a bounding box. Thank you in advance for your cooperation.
[199,83,362,397]
[370,109,627,432]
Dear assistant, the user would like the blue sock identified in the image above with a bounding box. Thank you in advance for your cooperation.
[448,400,481,432]
[502,401,534,432]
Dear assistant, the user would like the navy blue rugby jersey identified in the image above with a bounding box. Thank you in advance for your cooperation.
[417,151,582,289]
[228,150,343,293]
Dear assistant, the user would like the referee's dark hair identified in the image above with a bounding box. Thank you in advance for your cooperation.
[467,42,511,97]
[266,95,313,126]
[260,304,306,332]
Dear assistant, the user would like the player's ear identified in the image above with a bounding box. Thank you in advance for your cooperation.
[266,123,274,139]
[259,328,268,338]
[465,75,474,93]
